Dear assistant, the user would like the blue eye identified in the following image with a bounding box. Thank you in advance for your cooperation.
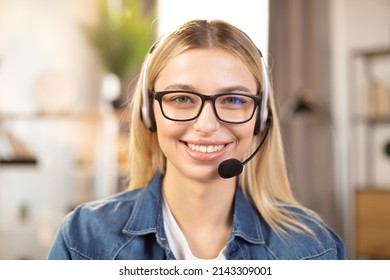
[224,96,246,105]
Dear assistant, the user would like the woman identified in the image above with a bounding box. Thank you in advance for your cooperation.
[48,19,345,260]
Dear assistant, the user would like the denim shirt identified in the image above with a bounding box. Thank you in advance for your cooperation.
[48,173,345,260]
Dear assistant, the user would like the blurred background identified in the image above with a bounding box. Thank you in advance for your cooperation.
[0,0,389,260]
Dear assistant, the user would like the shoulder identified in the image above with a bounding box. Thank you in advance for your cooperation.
[58,188,146,259]
[67,172,163,225]
[64,188,144,227]
[231,188,345,260]
[50,173,164,259]
[262,206,346,260]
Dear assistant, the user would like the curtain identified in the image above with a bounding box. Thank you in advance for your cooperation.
[269,0,341,234]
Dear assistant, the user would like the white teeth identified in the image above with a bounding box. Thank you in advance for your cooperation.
[188,143,225,153]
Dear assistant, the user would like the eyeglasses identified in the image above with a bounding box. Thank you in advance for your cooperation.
[153,90,261,124]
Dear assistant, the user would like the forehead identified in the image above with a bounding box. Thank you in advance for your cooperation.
[154,48,257,93]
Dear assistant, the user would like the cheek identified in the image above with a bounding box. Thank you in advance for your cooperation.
[154,105,183,150]
[154,105,165,132]
[155,106,169,137]
[236,116,257,138]
[233,119,258,154]
[153,102,169,133]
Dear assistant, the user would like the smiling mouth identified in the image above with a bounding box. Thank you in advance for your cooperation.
[185,142,226,153]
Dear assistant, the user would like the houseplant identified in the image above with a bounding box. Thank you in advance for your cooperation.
[82,0,155,104]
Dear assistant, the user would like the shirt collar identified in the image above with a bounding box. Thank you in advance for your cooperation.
[230,186,265,244]
[122,173,163,235]
[122,173,265,245]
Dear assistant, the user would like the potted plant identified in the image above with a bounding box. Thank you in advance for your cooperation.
[82,0,155,106]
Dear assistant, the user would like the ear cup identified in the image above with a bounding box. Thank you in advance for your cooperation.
[254,54,269,135]
[253,96,262,135]
[141,50,156,131]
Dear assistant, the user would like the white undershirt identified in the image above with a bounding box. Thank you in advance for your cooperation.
[162,197,227,260]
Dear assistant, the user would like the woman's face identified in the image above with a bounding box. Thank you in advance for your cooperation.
[153,48,258,182]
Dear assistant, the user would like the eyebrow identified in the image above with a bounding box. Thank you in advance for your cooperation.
[163,83,197,91]
[217,85,253,93]
[162,83,253,93]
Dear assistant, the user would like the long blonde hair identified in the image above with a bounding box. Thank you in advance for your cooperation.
[128,19,314,235]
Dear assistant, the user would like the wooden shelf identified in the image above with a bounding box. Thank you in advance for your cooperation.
[0,111,112,121]
[353,47,390,59]
[0,158,38,166]
[352,115,390,124]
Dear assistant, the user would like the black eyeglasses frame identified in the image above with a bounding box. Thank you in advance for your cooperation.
[153,90,262,124]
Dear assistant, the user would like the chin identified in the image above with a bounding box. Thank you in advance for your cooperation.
[196,167,229,182]
[174,165,221,182]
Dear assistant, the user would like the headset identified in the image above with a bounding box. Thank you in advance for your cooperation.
[140,41,270,135]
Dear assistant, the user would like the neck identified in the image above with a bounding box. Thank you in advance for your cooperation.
[162,166,236,258]
[162,167,236,221]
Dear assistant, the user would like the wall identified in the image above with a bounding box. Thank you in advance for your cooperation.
[0,0,103,114]
[157,0,269,56]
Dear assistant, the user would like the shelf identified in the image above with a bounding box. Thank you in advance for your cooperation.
[0,111,112,121]
[353,47,390,59]
[350,44,390,191]
[0,158,38,166]
[352,115,390,125]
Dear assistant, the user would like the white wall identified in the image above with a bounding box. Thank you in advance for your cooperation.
[0,0,103,114]
[157,0,269,57]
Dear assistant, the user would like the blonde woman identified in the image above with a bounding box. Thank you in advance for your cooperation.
[48,19,345,260]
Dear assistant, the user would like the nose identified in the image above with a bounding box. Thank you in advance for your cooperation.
[192,101,220,134]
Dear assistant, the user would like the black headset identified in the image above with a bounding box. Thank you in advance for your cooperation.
[140,43,270,135]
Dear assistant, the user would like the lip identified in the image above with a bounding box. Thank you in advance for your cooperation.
[180,140,232,161]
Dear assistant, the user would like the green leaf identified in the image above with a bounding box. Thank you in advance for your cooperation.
[81,0,155,79]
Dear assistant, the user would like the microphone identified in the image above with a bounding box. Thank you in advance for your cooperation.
[218,116,272,179]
